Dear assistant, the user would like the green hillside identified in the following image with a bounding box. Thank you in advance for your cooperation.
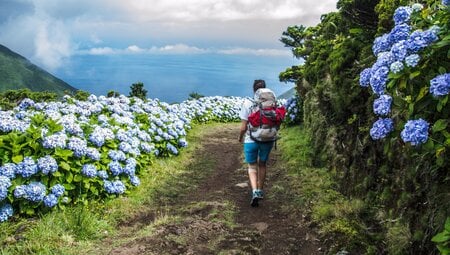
[0,44,77,96]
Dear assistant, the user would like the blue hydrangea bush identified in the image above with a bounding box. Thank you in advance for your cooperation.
[360,1,449,165]
[0,94,245,221]
[283,94,303,125]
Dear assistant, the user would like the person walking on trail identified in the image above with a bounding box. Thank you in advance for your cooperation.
[238,79,283,207]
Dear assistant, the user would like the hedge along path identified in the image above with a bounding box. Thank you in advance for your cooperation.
[97,123,321,255]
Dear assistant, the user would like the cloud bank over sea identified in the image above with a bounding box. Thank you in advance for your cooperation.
[0,0,337,71]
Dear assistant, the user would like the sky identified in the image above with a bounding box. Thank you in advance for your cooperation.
[0,0,338,72]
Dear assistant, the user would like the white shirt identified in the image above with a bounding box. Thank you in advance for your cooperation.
[239,98,255,143]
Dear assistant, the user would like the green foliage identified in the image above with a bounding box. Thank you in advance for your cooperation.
[188,92,204,100]
[279,126,371,253]
[0,89,58,110]
[107,90,120,98]
[0,123,235,254]
[280,0,450,253]
[74,90,90,101]
[386,221,412,255]
[129,82,148,100]
[432,217,450,255]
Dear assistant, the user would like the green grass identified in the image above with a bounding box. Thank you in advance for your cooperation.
[0,122,233,255]
[277,125,372,254]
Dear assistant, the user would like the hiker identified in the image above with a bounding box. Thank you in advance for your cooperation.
[238,79,285,207]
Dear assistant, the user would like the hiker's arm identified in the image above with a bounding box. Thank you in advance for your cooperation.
[239,120,247,143]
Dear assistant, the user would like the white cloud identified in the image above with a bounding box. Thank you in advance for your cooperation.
[126,45,145,53]
[156,44,209,54]
[86,47,115,55]
[77,44,290,57]
[118,0,337,23]
[217,47,290,56]
[33,18,73,71]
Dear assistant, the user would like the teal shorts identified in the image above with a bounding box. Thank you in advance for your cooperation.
[243,142,274,164]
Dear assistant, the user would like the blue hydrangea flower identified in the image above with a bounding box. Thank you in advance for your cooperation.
[104,180,126,194]
[37,155,58,175]
[108,150,127,161]
[140,142,154,153]
[443,0,449,6]
[43,194,58,208]
[411,3,423,12]
[370,66,389,95]
[167,143,178,155]
[429,73,450,97]
[0,203,13,222]
[360,68,372,87]
[123,164,136,176]
[68,137,88,158]
[115,129,130,143]
[13,185,26,198]
[89,132,105,147]
[81,164,97,178]
[125,158,137,168]
[112,180,126,194]
[370,118,394,140]
[86,147,101,161]
[389,24,411,43]
[373,52,395,70]
[372,34,392,56]
[23,182,47,202]
[390,40,408,61]
[18,98,35,110]
[119,142,133,153]
[407,30,438,53]
[51,184,65,197]
[178,138,188,148]
[401,119,429,145]
[130,175,140,186]
[405,54,420,67]
[97,170,109,180]
[16,157,38,178]
[15,111,26,120]
[42,133,67,149]
[373,95,393,116]
[0,163,16,179]
[108,161,123,176]
[393,6,412,25]
[0,176,12,201]
[390,61,404,73]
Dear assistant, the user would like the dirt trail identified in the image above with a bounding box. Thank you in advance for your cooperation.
[108,124,322,255]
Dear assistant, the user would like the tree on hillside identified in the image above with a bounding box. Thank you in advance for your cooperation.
[188,92,204,100]
[74,90,90,101]
[107,90,120,98]
[129,82,147,100]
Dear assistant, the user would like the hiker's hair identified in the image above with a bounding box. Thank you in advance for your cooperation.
[253,80,266,92]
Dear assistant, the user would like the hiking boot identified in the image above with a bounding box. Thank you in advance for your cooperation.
[250,191,259,207]
[255,189,264,199]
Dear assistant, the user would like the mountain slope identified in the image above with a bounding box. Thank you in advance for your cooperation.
[278,87,296,99]
[0,44,77,96]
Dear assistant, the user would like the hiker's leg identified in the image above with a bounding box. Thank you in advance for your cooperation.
[256,142,274,190]
[243,143,258,190]
[248,163,258,190]
[257,161,266,190]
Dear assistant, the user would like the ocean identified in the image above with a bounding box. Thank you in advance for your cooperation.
[55,53,298,103]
